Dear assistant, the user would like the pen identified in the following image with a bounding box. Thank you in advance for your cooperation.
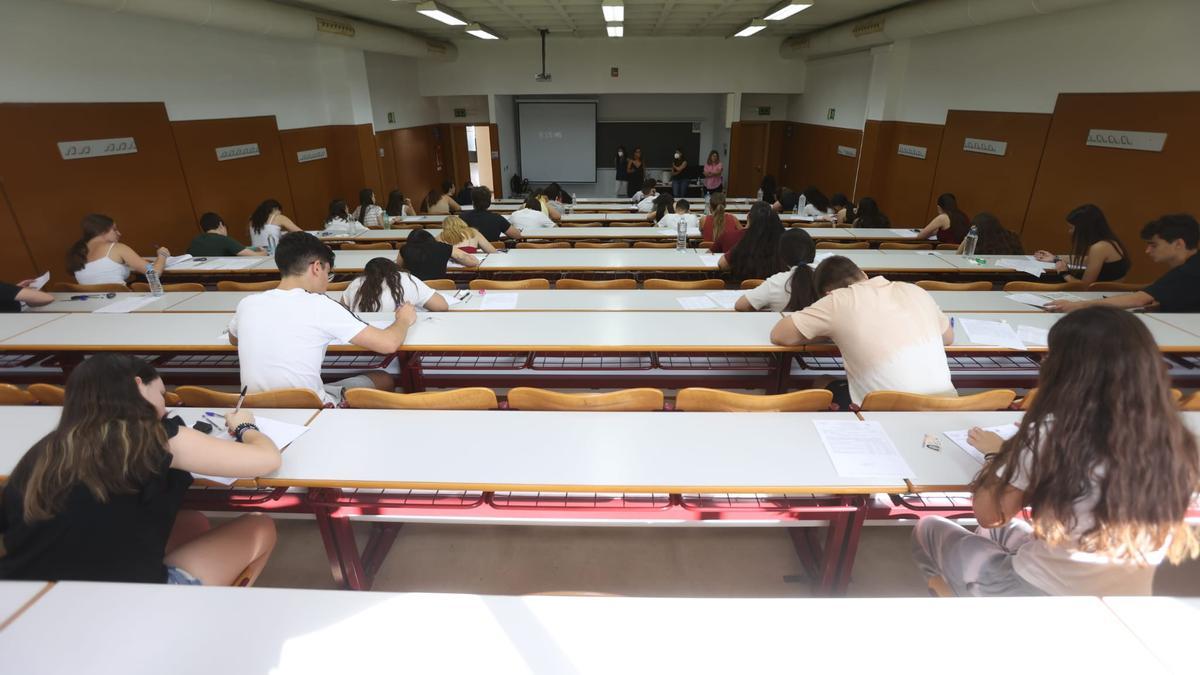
[233,385,248,414]
[70,293,117,300]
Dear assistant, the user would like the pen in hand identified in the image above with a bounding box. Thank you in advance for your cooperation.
[233,385,248,414]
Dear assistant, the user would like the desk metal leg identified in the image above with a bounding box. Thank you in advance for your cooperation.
[833,498,868,595]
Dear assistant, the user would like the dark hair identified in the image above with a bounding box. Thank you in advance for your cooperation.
[760,175,777,204]
[199,212,223,232]
[1141,214,1200,249]
[632,146,642,157]
[936,193,970,238]
[524,195,541,210]
[676,199,690,213]
[707,150,720,164]
[275,231,334,277]
[777,188,798,212]
[67,213,116,273]
[802,187,830,214]
[831,193,856,223]
[471,186,493,211]
[814,255,864,294]
[357,188,375,220]
[422,181,455,212]
[350,258,406,312]
[11,354,167,521]
[544,183,562,201]
[779,229,818,312]
[250,199,282,235]
[399,229,441,275]
[1065,204,1126,267]
[726,202,785,281]
[326,199,351,226]
[968,212,1022,255]
[385,190,408,217]
[853,198,890,228]
[653,194,674,222]
[973,306,1200,564]
[642,178,657,191]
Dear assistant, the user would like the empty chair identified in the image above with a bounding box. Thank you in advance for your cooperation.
[740,279,764,290]
[469,278,551,290]
[342,242,392,250]
[1089,281,1146,292]
[175,386,325,408]
[518,242,571,249]
[675,388,833,412]
[816,241,870,250]
[643,278,724,290]
[50,282,128,293]
[29,383,180,406]
[633,242,675,249]
[575,242,629,249]
[555,279,637,290]
[344,387,498,410]
[880,242,933,250]
[129,282,206,293]
[1002,281,1087,292]
[217,280,280,292]
[858,389,1016,412]
[915,280,993,291]
[0,384,36,405]
[423,279,457,290]
[507,387,664,412]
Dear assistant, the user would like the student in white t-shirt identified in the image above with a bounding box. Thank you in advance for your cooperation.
[913,306,1200,596]
[228,232,416,406]
[342,258,448,313]
[631,178,657,207]
[323,199,370,236]
[654,198,699,232]
[735,228,817,312]
[509,195,556,231]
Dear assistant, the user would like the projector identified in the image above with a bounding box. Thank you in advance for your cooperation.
[535,72,552,82]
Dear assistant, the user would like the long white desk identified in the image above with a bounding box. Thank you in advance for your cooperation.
[1,584,1165,674]
[946,312,1200,352]
[1102,596,1200,674]
[1148,314,1200,340]
[860,411,1024,491]
[31,292,201,313]
[476,248,715,272]
[0,581,48,630]
[0,313,67,341]
[0,313,235,351]
[927,291,1110,312]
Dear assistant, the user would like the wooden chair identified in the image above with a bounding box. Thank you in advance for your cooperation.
[217,280,279,292]
[928,576,954,597]
[675,388,833,412]
[880,242,933,250]
[489,241,507,251]
[50,282,128,293]
[643,278,725,290]
[1002,281,1087,292]
[0,384,36,405]
[424,279,457,290]
[740,279,764,290]
[915,281,993,291]
[555,279,637,290]
[518,242,571,249]
[1089,281,1146,292]
[469,278,551,290]
[698,240,715,250]
[816,241,870,250]
[559,221,604,228]
[858,389,1016,412]
[576,242,630,249]
[633,241,675,249]
[29,383,180,406]
[175,386,325,408]
[326,281,350,291]
[1178,391,1200,411]
[344,387,498,410]
[507,387,664,412]
[342,242,393,250]
[935,243,959,250]
[130,282,206,293]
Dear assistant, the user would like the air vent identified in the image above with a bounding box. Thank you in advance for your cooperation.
[316,17,355,37]
[852,18,885,38]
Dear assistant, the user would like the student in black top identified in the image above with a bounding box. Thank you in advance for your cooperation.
[0,354,280,585]
[759,175,778,204]
[460,186,521,242]
[400,228,479,280]
[1034,204,1130,285]
[614,145,629,198]
[188,212,267,257]
[455,182,475,207]
[0,279,53,312]
[852,198,890,229]
[670,147,689,198]
[774,188,800,214]
[1047,214,1200,313]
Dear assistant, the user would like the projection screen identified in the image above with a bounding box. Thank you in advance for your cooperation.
[517,100,597,183]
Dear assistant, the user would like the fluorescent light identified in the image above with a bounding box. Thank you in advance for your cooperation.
[601,0,624,23]
[465,22,500,39]
[764,2,813,21]
[606,22,623,37]
[416,1,467,26]
[734,19,767,37]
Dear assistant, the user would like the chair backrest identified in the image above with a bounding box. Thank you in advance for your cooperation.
[816,241,870,250]
[1002,281,1087,292]
[643,278,725,290]
[858,389,1016,411]
[518,242,571,249]
[560,221,604,228]
[698,240,715,250]
[1180,391,1200,411]
[632,242,675,249]
[216,280,280,292]
[27,383,65,405]
[130,282,206,293]
[175,386,325,408]
[555,279,637,290]
[675,388,833,412]
[50,282,128,293]
[424,278,457,290]
[342,242,393,250]
[489,241,507,250]
[507,387,664,412]
[915,281,993,291]
[344,387,498,410]
[469,278,551,290]
[325,281,351,291]
[935,243,960,250]
[576,242,629,249]
[740,279,764,290]
[1089,281,1146,292]
[0,383,36,405]
[880,242,933,250]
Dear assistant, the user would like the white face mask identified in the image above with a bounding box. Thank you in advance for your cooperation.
[618,151,624,157]
[674,153,681,159]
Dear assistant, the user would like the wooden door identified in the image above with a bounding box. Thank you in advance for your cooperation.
[728,121,769,197]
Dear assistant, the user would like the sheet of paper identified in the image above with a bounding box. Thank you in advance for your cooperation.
[185,413,310,484]
[1004,293,1050,308]
[995,258,1047,278]
[704,290,743,309]
[677,295,718,310]
[438,292,463,306]
[480,292,518,310]
[29,272,50,290]
[697,253,723,266]
[1022,256,1059,269]
[890,229,918,238]
[959,318,1026,350]
[813,419,915,479]
[165,254,194,268]
[943,423,1021,463]
[92,295,162,314]
[1016,324,1049,347]
[1042,292,1085,302]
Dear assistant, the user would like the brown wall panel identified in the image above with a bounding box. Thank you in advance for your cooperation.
[280,126,341,228]
[0,102,196,279]
[930,111,1051,234]
[1023,92,1200,283]
[172,116,297,235]
[349,124,384,200]
[385,126,446,212]
[376,134,399,199]
[783,123,862,199]
[0,186,39,280]
[855,121,945,228]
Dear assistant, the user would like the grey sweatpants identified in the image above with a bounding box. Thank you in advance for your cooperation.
[911,516,1047,597]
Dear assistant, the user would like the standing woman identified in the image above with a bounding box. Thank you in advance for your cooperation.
[718,202,785,281]
[248,199,302,251]
[67,214,170,287]
[702,150,724,196]
[353,188,387,229]
[625,147,645,199]
[384,190,416,220]
[670,147,689,198]
[422,180,461,215]
[913,306,1200,596]
[0,354,280,586]
[436,215,497,255]
[614,145,629,198]
[917,193,970,244]
[1034,204,1130,284]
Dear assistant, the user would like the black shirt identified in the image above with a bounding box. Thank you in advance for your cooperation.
[1145,253,1200,312]
[0,417,190,583]
[401,241,454,281]
[461,209,510,242]
[0,282,22,313]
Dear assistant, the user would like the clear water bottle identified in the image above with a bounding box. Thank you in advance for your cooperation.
[703,191,711,215]
[267,235,277,256]
[796,193,806,215]
[144,267,165,297]
[675,215,687,252]
[962,225,979,257]
[755,187,763,201]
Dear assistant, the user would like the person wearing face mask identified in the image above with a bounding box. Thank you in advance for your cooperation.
[615,145,629,198]
[670,147,689,199]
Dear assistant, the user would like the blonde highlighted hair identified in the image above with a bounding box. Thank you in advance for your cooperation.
[437,215,477,246]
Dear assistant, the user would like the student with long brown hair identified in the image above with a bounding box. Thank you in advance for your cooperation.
[0,354,280,585]
[700,192,741,250]
[913,306,1200,596]
[718,202,785,281]
[735,228,817,312]
[67,214,170,286]
[916,193,970,244]
[1034,204,1129,284]
[421,180,461,215]
[342,257,448,313]
[248,198,301,250]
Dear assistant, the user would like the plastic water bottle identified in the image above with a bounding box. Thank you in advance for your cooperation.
[962,225,979,257]
[675,215,687,252]
[145,267,164,297]
[267,235,277,256]
[703,191,711,215]
[796,193,806,215]
[756,187,763,201]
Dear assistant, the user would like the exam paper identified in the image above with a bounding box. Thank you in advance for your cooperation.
[174,412,311,484]
[29,272,50,290]
[438,292,463,306]
[813,419,915,479]
[959,318,1026,350]
[995,258,1047,278]
[677,295,718,310]
[165,254,194,268]
[943,423,1020,464]
[697,254,723,267]
[480,292,519,310]
[1016,325,1049,347]
[1004,293,1051,309]
[704,290,743,309]
[890,229,918,238]
[93,295,162,314]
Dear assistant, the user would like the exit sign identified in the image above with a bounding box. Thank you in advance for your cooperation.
[453,108,467,118]
[611,67,619,77]
[827,108,836,120]
[757,106,772,116]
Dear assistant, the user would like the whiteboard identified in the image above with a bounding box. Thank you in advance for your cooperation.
[517,100,597,183]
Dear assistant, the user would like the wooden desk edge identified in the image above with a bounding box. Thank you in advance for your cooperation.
[0,581,53,632]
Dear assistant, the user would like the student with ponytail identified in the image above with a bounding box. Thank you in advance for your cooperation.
[718,202,786,281]
[67,214,170,286]
[352,188,388,229]
[700,192,741,251]
[735,228,817,312]
[342,257,448,313]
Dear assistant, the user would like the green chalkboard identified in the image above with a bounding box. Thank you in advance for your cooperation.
[597,121,702,176]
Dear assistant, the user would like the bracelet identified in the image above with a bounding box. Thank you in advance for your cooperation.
[233,422,259,442]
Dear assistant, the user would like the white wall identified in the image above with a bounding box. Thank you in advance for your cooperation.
[788,51,872,129]
[364,51,439,131]
[418,37,805,96]
[491,95,518,196]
